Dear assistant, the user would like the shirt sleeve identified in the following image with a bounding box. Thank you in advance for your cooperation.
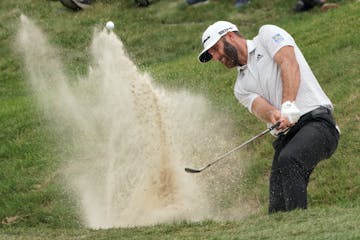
[258,25,295,58]
[234,78,259,113]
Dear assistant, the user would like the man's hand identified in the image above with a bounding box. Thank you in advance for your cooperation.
[270,101,300,132]
[251,97,300,132]
[281,101,300,124]
[269,109,290,132]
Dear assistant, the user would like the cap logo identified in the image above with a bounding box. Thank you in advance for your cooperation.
[218,26,233,35]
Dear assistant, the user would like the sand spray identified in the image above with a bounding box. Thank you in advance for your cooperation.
[16,15,255,228]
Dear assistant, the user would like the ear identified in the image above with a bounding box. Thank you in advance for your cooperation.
[227,31,236,38]
[226,31,237,42]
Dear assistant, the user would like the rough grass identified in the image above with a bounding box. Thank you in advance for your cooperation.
[0,0,359,239]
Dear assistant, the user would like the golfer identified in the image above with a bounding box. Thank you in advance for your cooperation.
[198,21,339,213]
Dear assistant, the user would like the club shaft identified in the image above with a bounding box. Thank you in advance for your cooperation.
[185,122,280,173]
[209,128,271,164]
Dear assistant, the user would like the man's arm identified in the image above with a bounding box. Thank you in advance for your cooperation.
[274,45,300,103]
[251,96,280,125]
[252,46,301,129]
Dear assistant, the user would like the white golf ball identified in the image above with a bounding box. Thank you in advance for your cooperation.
[105,21,114,30]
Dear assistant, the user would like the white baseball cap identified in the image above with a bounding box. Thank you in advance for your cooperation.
[198,21,239,63]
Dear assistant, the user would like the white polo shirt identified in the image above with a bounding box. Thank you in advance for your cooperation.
[234,24,333,119]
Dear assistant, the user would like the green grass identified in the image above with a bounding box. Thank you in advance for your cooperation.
[1,206,360,239]
[1,0,360,239]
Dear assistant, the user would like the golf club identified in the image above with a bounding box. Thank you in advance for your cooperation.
[185,122,280,173]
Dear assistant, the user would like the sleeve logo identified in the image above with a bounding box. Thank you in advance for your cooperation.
[272,33,285,43]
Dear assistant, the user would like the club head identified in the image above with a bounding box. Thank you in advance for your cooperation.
[184,167,201,173]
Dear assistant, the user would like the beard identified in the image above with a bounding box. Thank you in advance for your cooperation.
[222,39,240,68]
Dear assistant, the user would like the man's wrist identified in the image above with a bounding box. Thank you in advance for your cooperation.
[281,101,301,124]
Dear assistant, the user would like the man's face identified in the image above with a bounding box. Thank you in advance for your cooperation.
[208,35,240,68]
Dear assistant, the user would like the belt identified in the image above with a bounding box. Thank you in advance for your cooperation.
[305,106,332,118]
[278,106,338,138]
[300,106,332,122]
[300,106,340,134]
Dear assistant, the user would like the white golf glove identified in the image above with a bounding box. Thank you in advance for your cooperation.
[281,101,301,124]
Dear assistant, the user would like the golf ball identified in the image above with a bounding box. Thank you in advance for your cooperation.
[105,21,114,30]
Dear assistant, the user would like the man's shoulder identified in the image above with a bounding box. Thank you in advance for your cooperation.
[257,24,294,48]
[258,24,285,35]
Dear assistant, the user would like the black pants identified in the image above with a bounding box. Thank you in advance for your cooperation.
[269,107,339,213]
[294,0,323,11]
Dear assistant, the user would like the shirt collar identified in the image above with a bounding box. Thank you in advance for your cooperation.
[237,40,256,72]
[237,40,257,72]
[247,39,256,54]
